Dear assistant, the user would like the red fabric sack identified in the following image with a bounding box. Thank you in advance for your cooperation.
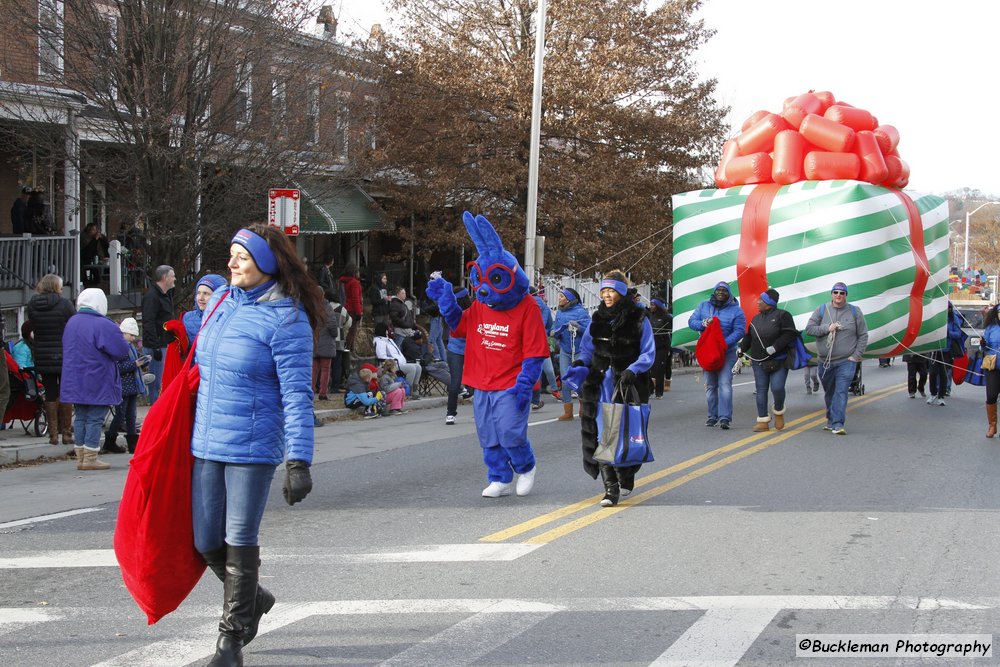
[160,319,190,393]
[114,293,227,624]
[953,353,970,385]
[695,316,728,372]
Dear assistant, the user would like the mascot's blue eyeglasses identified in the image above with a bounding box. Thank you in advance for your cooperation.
[466,260,516,294]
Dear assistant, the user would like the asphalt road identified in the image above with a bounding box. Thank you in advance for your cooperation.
[3,360,1000,666]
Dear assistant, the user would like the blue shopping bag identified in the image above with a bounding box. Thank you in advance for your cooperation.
[965,351,987,387]
[594,383,654,467]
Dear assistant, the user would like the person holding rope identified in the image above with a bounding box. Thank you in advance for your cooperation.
[980,304,1000,437]
[805,282,868,436]
[738,289,797,432]
[552,287,591,420]
[926,300,965,406]
[688,281,746,430]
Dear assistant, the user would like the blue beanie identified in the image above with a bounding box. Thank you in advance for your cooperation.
[195,273,226,296]
[831,282,849,294]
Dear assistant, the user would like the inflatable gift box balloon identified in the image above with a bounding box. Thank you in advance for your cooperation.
[670,180,950,359]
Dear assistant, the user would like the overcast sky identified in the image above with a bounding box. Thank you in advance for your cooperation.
[335,0,1000,197]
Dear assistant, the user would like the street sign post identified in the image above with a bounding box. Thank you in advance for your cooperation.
[268,188,300,236]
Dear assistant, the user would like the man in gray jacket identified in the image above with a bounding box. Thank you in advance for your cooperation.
[805,282,868,435]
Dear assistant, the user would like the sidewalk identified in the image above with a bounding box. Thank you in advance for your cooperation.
[0,364,703,466]
[0,394,450,466]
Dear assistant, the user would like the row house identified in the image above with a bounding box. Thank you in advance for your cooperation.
[0,0,394,324]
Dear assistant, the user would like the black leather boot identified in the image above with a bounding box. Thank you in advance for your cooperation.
[599,465,620,507]
[203,545,275,661]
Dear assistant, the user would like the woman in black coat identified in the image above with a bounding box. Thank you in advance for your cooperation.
[27,273,76,446]
[565,270,656,507]
[738,288,797,432]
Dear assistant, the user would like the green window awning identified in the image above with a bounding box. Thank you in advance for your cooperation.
[297,181,392,234]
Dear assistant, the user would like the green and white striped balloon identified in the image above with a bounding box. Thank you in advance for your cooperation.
[671,180,949,357]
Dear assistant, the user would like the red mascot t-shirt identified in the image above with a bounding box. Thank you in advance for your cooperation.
[453,295,550,391]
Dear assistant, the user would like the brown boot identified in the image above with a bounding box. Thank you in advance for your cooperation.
[988,404,997,438]
[73,446,84,468]
[753,418,770,432]
[78,447,110,471]
[664,379,671,392]
[59,403,75,445]
[773,408,785,431]
[558,403,574,421]
[44,402,59,445]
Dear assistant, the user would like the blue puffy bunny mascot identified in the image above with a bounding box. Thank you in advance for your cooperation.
[426,212,550,498]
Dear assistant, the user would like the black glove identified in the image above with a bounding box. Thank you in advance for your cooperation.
[152,348,162,361]
[620,369,636,385]
[571,359,586,367]
[282,460,312,505]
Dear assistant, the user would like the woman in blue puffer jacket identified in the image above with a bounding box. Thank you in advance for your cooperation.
[182,273,227,346]
[191,224,325,667]
[551,287,590,421]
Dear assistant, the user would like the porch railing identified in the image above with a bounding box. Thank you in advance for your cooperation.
[0,235,76,294]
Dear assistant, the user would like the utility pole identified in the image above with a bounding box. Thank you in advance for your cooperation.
[523,0,547,282]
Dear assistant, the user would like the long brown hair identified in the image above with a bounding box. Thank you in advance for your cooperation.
[246,223,326,330]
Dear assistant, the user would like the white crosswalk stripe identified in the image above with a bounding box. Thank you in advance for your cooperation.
[1,596,997,666]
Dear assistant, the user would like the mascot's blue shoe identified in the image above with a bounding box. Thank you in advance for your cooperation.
[482,481,513,498]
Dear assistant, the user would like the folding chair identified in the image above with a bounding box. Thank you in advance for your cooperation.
[417,359,449,397]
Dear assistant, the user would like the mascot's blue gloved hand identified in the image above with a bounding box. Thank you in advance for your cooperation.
[562,364,589,392]
[506,356,545,412]
[426,276,461,330]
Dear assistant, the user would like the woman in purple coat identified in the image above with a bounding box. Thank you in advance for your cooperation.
[60,288,130,470]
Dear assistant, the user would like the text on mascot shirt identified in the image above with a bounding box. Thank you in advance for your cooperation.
[453,295,550,390]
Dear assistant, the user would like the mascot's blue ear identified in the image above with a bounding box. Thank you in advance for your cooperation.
[463,211,504,258]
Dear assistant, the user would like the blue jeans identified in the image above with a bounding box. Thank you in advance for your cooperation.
[74,404,108,448]
[446,350,465,416]
[428,317,446,360]
[107,395,138,437]
[540,356,556,392]
[191,458,276,552]
[704,347,738,422]
[752,362,789,418]
[147,348,165,403]
[818,360,858,428]
[558,350,574,403]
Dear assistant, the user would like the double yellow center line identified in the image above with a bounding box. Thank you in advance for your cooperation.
[480,383,905,546]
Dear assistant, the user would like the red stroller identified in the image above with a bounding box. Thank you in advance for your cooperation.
[3,349,48,437]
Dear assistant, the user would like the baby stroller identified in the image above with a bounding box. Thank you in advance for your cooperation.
[849,361,865,396]
[3,350,47,436]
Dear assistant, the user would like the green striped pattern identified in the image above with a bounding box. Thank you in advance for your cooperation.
[671,180,949,357]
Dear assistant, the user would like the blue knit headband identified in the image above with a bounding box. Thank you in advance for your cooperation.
[561,288,577,303]
[231,229,278,276]
[759,291,777,307]
[600,279,628,296]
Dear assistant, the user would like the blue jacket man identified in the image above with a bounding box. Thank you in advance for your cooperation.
[687,281,746,429]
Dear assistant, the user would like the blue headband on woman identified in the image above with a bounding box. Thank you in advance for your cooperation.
[231,229,278,276]
[600,279,628,296]
[561,288,577,303]
[651,298,666,310]
[759,291,777,307]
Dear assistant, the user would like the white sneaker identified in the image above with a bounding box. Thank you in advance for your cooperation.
[908,393,915,399]
[516,466,536,496]
[445,415,455,425]
[482,481,513,498]
[926,396,936,404]
[937,399,946,406]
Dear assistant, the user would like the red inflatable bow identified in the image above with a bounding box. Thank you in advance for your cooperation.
[716,90,908,189]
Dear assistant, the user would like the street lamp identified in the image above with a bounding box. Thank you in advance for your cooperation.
[963,201,1000,270]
